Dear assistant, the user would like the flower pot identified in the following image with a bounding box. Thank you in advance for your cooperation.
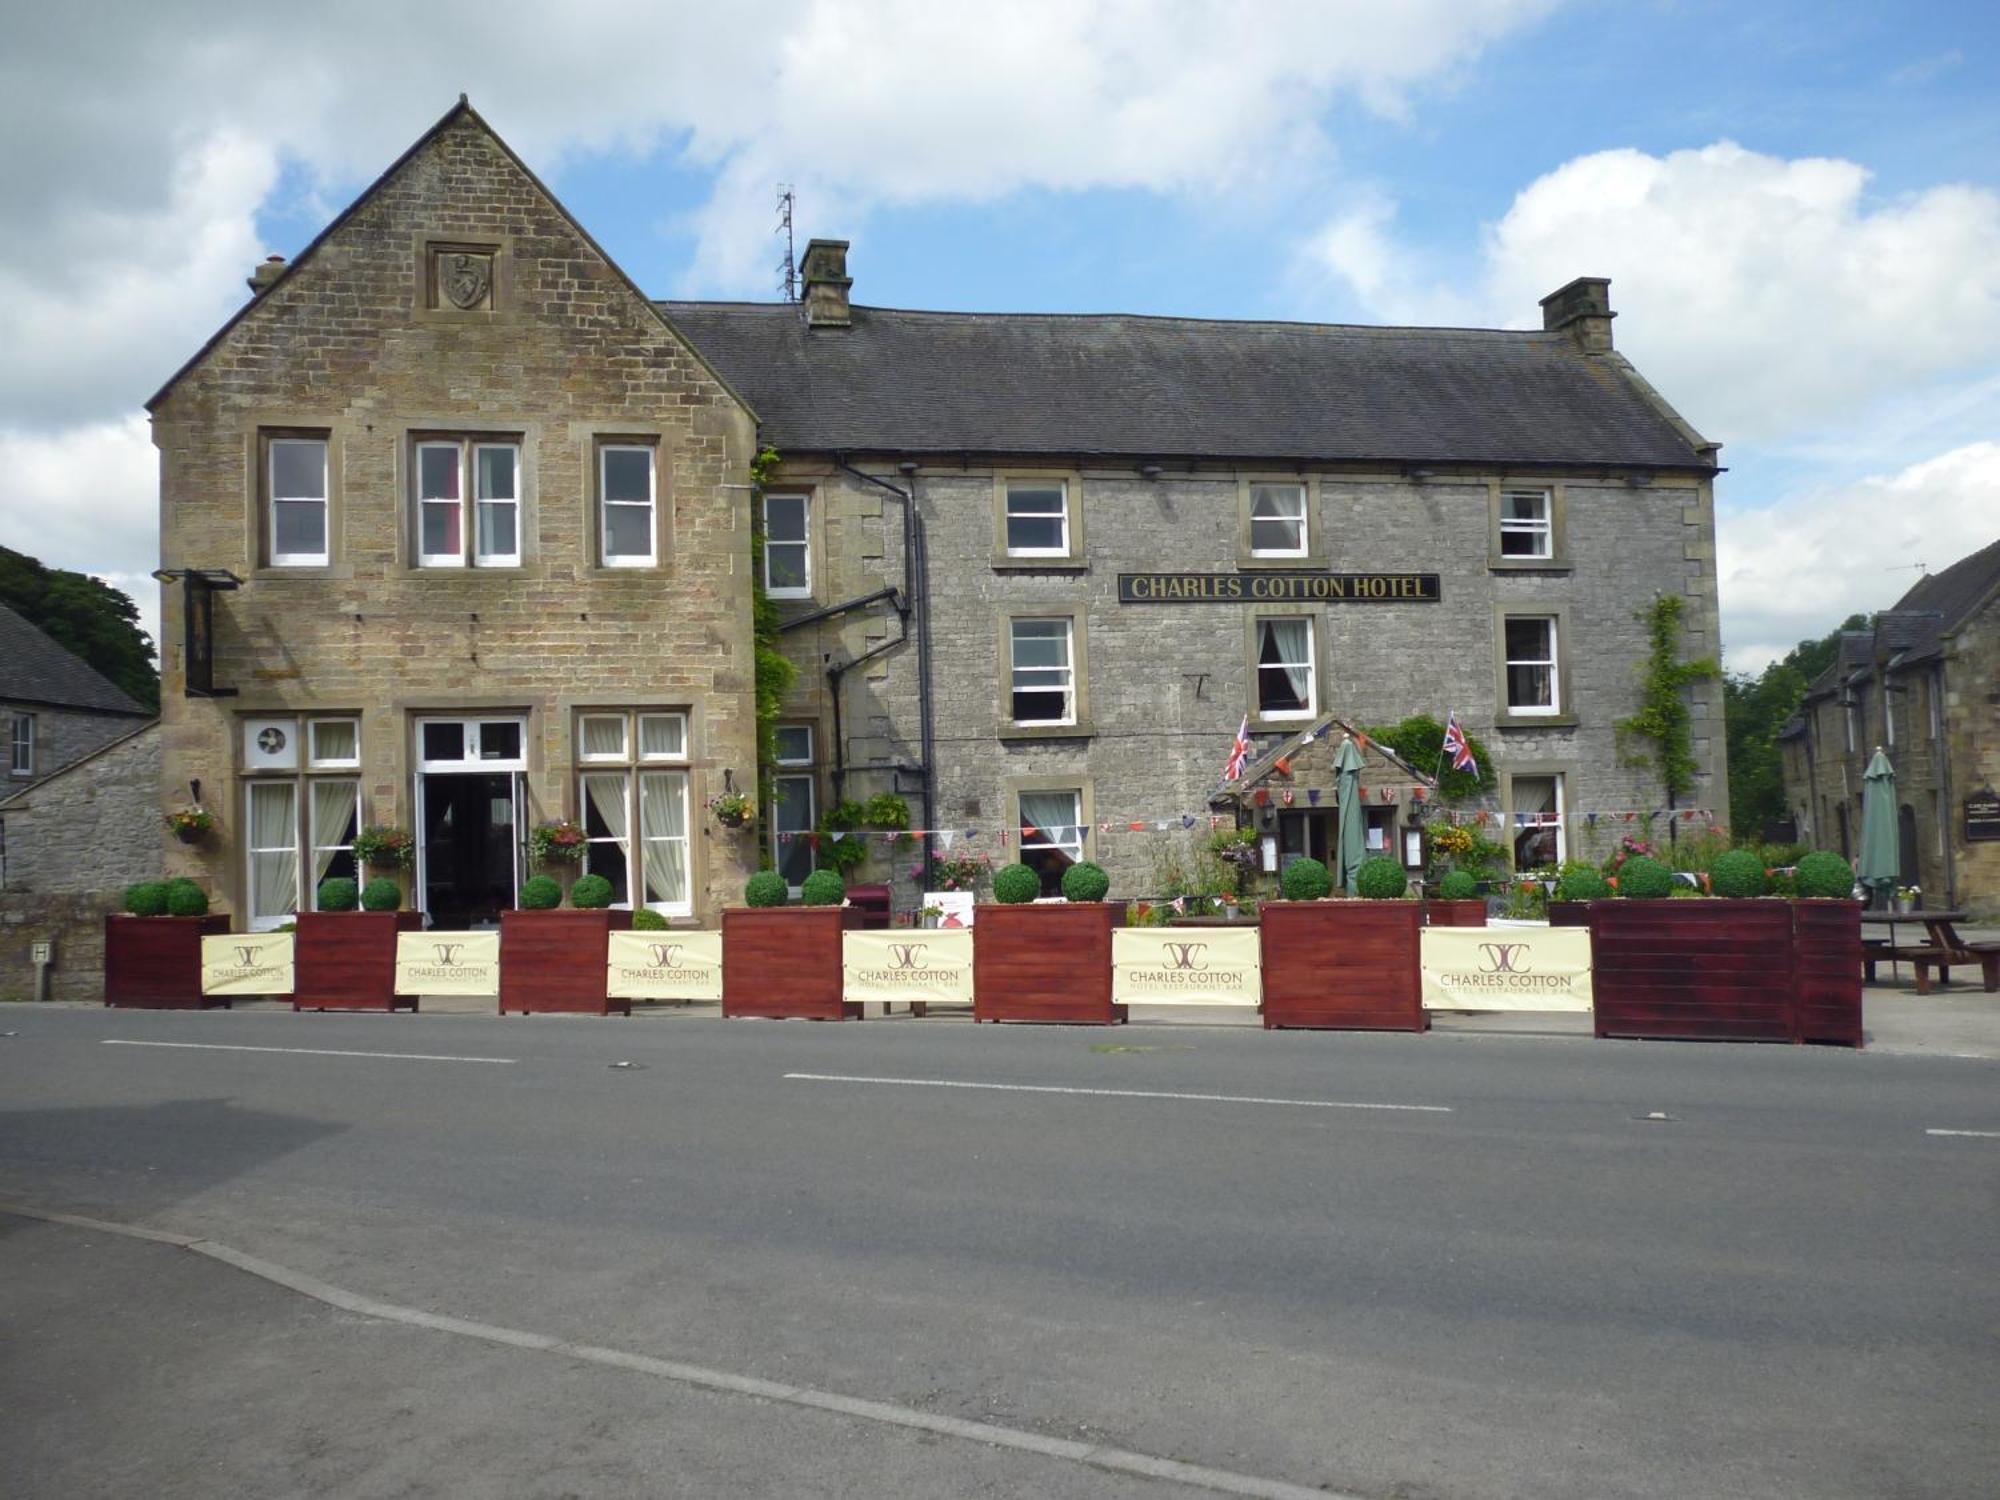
[104,914,233,1008]
[715,810,749,829]
[172,826,205,845]
[973,903,1121,1023]
[1588,899,1798,1043]
[499,908,634,1016]
[1546,901,1590,928]
[292,909,425,1012]
[1424,899,1488,928]
[1259,900,1424,1031]
[722,907,853,1019]
[1791,898,1863,1047]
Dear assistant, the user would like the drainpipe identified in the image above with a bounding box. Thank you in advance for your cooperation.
[1936,660,1957,907]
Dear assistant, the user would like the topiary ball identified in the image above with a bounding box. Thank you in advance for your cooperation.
[1708,849,1769,900]
[1437,869,1479,901]
[1795,851,1856,900]
[1280,856,1331,902]
[631,906,669,931]
[519,875,562,910]
[991,862,1041,904]
[800,869,846,907]
[1356,857,1408,900]
[360,877,402,912]
[164,879,210,917]
[1555,865,1609,902]
[1060,861,1109,902]
[1616,855,1675,900]
[124,880,170,917]
[316,877,359,912]
[744,870,789,907]
[570,873,615,909]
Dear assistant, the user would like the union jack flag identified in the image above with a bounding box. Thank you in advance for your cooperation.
[1223,715,1252,781]
[1442,711,1478,776]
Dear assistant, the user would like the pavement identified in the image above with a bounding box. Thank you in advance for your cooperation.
[2,1002,1995,1500]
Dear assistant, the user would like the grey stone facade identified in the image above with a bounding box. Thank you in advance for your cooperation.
[3,701,149,794]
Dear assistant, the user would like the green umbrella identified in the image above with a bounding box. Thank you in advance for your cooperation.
[1334,736,1366,895]
[1856,747,1900,899]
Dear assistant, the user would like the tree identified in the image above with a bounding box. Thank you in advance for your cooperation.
[0,546,159,710]
[1723,613,1868,835]
[1614,593,1719,816]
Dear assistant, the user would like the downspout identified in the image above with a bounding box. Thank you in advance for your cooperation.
[1935,660,1957,907]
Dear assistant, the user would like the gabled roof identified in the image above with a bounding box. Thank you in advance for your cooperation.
[1894,536,2000,633]
[658,301,1717,470]
[0,603,150,715]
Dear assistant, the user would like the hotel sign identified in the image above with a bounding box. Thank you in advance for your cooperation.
[607,930,723,1001]
[1117,572,1440,604]
[1965,788,2000,843]
[1112,927,1261,1006]
[843,929,974,1007]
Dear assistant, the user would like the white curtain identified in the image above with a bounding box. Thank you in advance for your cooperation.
[1266,618,1310,701]
[1019,790,1081,854]
[312,779,358,883]
[249,781,298,921]
[638,714,684,759]
[640,771,688,906]
[582,715,627,758]
[584,772,631,850]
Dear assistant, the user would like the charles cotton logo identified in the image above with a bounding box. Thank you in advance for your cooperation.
[1478,943,1532,975]
[1164,942,1210,971]
[234,945,259,968]
[887,943,929,970]
[647,943,685,969]
[431,942,465,967]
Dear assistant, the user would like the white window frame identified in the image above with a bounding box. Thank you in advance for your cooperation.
[1004,479,1069,557]
[1248,482,1308,558]
[1927,674,1941,740]
[306,777,361,911]
[245,779,301,931]
[1510,773,1567,868]
[306,717,361,770]
[762,492,812,599]
[772,771,817,894]
[1498,488,1554,560]
[573,708,694,917]
[599,443,657,567]
[473,442,521,567]
[268,436,329,567]
[1009,617,1076,727]
[773,723,814,767]
[1503,615,1560,717]
[1883,680,1896,747]
[578,713,630,764]
[637,712,689,763]
[414,717,529,773]
[415,440,466,568]
[1255,616,1317,721]
[1018,790,1085,864]
[8,712,32,776]
[416,439,521,568]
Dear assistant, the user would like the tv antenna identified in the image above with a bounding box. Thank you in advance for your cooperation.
[1882,559,1928,574]
[775,185,797,302]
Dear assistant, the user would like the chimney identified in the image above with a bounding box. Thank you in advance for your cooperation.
[799,238,852,328]
[1539,276,1614,352]
[247,254,287,295]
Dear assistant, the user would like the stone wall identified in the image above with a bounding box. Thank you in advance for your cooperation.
[1944,591,2000,914]
[2,700,150,795]
[0,722,160,1000]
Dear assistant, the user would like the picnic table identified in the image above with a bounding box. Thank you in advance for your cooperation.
[1859,909,1999,994]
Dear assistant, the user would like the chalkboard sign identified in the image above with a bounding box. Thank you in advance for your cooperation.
[1964,788,2000,843]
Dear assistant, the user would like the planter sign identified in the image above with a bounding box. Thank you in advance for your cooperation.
[844,929,973,1007]
[394,930,500,996]
[1112,927,1261,1006]
[1421,927,1592,1012]
[200,932,295,996]
[607,930,722,1001]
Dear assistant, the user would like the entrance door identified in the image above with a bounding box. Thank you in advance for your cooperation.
[419,773,519,928]
[1277,810,1334,874]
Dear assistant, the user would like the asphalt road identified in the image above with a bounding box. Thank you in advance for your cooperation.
[2,1007,1996,1500]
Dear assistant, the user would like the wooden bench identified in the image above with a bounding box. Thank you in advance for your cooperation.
[1876,945,2000,995]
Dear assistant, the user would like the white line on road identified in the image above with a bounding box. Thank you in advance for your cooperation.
[783,1072,1451,1113]
[1926,1128,2000,1138]
[102,1040,515,1065]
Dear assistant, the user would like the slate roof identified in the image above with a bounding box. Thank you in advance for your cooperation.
[1893,536,2000,632]
[0,603,150,715]
[658,302,1715,470]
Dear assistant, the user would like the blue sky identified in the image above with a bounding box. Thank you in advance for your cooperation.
[3,0,1996,669]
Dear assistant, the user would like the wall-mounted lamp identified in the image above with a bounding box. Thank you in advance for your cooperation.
[1623,473,1653,488]
[189,778,202,805]
[1140,464,1164,480]
[1404,467,1435,483]
[723,769,736,796]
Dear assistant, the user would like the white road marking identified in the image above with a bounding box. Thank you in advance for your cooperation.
[783,1072,1450,1113]
[1926,1128,2000,1139]
[102,1040,514,1065]
[0,1201,1358,1500]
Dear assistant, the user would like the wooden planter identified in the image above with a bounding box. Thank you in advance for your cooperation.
[1425,900,1488,928]
[1547,901,1590,928]
[1259,900,1425,1031]
[104,914,233,1009]
[499,908,634,1016]
[293,910,425,1012]
[1589,899,1798,1043]
[973,903,1121,1024]
[1792,898,1863,1047]
[722,906,854,1019]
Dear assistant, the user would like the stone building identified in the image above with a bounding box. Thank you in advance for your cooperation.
[146,101,1727,927]
[1780,538,2000,913]
[0,601,151,792]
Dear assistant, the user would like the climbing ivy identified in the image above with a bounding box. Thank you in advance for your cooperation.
[749,444,796,804]
[1615,593,1719,808]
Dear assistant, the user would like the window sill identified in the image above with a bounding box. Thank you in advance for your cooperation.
[992,557,1088,573]
[1250,713,1316,733]
[1494,713,1579,730]
[251,565,356,582]
[999,722,1094,742]
[1488,557,1573,573]
[1236,555,1328,572]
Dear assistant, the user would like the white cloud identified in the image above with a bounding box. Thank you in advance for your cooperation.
[0,415,160,644]
[1718,442,2000,673]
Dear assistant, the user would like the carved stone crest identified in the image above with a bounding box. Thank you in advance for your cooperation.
[442,252,491,310]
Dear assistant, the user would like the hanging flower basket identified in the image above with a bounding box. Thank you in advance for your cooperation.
[526,820,587,866]
[353,824,416,871]
[165,806,215,844]
[709,791,754,829]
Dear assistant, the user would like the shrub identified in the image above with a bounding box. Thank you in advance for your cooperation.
[1060,861,1109,902]
[519,875,562,910]
[570,873,615,909]
[1554,862,1610,902]
[164,878,210,917]
[1356,857,1407,900]
[1280,857,1331,902]
[1708,849,1769,899]
[1616,855,1675,900]
[1795,851,1856,900]
[1437,868,1479,901]
[744,870,790,907]
[124,880,170,917]
[316,877,359,912]
[631,907,669,931]
[352,825,415,870]
[800,869,846,907]
[360,878,402,912]
[991,863,1041,904]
